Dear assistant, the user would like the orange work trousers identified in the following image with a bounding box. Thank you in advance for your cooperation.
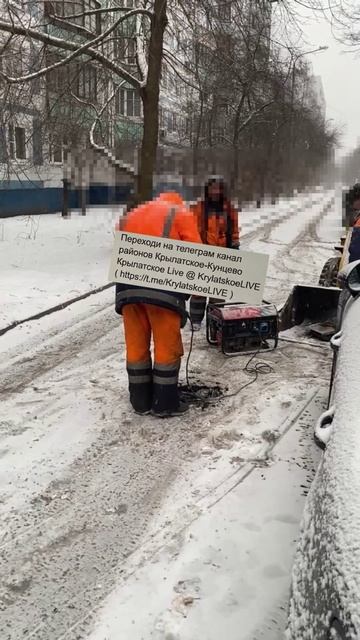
[122,303,184,366]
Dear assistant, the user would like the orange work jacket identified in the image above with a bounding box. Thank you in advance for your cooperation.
[191,199,240,248]
[115,192,202,324]
[119,192,202,243]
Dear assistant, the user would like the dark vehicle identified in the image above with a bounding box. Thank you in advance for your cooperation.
[286,260,360,640]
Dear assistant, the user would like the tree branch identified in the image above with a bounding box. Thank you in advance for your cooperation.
[136,22,148,82]
[235,101,275,139]
[54,5,153,20]
[45,14,95,39]
[163,53,200,93]
[0,9,150,88]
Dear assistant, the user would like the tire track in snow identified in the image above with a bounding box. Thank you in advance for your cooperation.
[0,191,335,640]
[0,302,118,397]
[0,192,332,400]
[241,191,328,243]
[246,194,335,307]
[0,330,332,640]
[0,192,327,340]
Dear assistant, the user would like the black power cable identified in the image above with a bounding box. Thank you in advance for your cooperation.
[183,313,274,406]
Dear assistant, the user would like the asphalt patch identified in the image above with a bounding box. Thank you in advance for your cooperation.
[179,382,226,410]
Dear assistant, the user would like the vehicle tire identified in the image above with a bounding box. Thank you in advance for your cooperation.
[319,257,341,287]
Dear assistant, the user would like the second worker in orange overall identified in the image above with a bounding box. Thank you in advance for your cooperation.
[115,192,202,418]
[190,176,240,330]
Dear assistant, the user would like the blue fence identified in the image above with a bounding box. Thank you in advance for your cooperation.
[0,184,133,218]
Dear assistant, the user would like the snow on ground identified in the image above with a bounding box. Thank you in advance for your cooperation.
[0,305,331,640]
[88,389,323,640]
[0,189,342,639]
[0,290,115,517]
[239,189,326,238]
[247,189,340,308]
[0,206,122,327]
[316,184,344,243]
[0,190,331,329]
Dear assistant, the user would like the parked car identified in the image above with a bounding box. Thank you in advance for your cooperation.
[286,260,360,640]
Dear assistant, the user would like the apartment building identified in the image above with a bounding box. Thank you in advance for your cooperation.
[0,0,137,206]
[0,0,277,208]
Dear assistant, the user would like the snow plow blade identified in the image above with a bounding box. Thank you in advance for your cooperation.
[279,285,340,333]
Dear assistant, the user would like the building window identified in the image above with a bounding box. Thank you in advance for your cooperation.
[251,13,257,29]
[77,64,97,99]
[9,125,26,160]
[84,0,100,33]
[0,45,23,78]
[115,87,141,117]
[44,0,101,34]
[46,53,97,101]
[115,36,137,65]
[161,109,177,134]
[46,54,69,93]
[216,0,231,22]
[162,64,169,90]
[49,136,66,163]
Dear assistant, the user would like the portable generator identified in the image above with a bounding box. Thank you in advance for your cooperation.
[206,302,279,356]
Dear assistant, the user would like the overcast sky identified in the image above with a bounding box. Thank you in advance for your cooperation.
[274,5,360,158]
[274,4,360,157]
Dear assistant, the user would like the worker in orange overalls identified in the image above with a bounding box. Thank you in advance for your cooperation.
[190,176,240,330]
[115,192,202,418]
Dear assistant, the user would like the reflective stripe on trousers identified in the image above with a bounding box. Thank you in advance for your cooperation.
[126,361,153,414]
[126,360,152,384]
[153,361,180,386]
[190,296,207,323]
[152,361,181,413]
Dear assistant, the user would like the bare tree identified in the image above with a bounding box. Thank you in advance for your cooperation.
[167,0,337,201]
[0,0,168,203]
[0,0,339,208]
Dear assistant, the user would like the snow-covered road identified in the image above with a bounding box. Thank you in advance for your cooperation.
[0,189,341,639]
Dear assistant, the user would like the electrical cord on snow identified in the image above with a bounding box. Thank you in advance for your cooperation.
[185,313,195,388]
[220,345,274,401]
[183,313,274,406]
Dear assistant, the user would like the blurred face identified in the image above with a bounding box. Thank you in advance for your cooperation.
[207,181,222,200]
[353,198,360,211]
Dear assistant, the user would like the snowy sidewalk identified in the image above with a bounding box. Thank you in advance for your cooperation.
[0,207,120,327]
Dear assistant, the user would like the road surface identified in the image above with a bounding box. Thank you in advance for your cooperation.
[0,189,339,639]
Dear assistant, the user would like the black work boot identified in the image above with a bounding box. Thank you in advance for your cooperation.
[151,362,189,418]
[127,361,152,415]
